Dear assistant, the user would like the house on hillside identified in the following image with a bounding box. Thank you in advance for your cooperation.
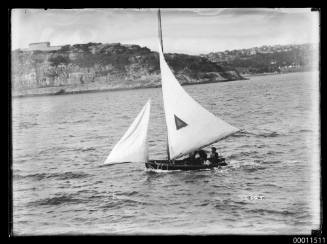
[22,42,62,52]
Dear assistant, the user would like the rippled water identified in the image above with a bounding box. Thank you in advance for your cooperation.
[12,72,320,235]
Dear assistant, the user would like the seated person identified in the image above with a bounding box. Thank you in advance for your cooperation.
[198,150,207,161]
[193,151,201,165]
[209,147,226,165]
[187,150,204,165]
[196,149,208,165]
[188,150,210,165]
[209,147,219,160]
[188,151,195,159]
[187,151,198,165]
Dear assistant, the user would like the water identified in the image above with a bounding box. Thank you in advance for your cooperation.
[12,72,320,235]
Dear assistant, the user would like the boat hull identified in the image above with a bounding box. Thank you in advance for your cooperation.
[145,158,227,171]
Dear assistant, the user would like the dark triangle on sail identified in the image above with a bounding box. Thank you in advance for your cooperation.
[174,114,188,130]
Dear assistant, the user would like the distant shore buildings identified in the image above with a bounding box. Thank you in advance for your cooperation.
[21,42,62,52]
[200,43,316,62]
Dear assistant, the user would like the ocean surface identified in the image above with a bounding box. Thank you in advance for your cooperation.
[12,71,320,235]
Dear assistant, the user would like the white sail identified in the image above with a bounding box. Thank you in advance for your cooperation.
[104,100,151,164]
[158,45,239,159]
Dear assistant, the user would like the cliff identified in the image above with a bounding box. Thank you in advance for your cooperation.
[11,42,244,97]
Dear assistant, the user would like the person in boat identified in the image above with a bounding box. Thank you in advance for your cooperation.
[208,147,222,164]
[188,151,195,159]
[204,147,218,165]
[186,150,207,165]
[209,147,219,160]
[187,150,200,165]
[187,151,197,165]
[199,150,207,161]
[188,151,198,165]
[195,149,207,165]
[209,147,227,165]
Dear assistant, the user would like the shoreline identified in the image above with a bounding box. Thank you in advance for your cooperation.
[241,70,315,78]
[12,78,247,99]
[12,70,312,99]
[242,72,292,78]
[242,72,281,78]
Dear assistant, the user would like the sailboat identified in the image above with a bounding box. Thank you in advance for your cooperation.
[104,9,239,170]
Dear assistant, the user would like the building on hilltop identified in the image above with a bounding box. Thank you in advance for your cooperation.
[22,42,62,52]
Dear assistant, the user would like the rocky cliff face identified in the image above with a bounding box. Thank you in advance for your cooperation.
[12,42,244,96]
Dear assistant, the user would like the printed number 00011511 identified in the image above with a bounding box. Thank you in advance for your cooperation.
[293,237,325,244]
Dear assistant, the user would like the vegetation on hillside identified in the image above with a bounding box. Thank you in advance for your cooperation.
[46,42,232,76]
[12,42,243,91]
[204,44,317,74]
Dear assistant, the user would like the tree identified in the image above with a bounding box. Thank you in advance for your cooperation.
[60,45,71,52]
[49,55,70,66]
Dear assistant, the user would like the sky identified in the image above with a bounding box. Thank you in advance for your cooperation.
[11,8,320,55]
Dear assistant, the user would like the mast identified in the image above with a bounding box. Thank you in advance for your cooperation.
[166,137,170,161]
[158,8,170,161]
[158,9,164,53]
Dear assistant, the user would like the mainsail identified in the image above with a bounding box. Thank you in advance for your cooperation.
[158,45,239,159]
[104,100,151,164]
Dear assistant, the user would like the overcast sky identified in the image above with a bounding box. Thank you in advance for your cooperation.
[11,8,320,55]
